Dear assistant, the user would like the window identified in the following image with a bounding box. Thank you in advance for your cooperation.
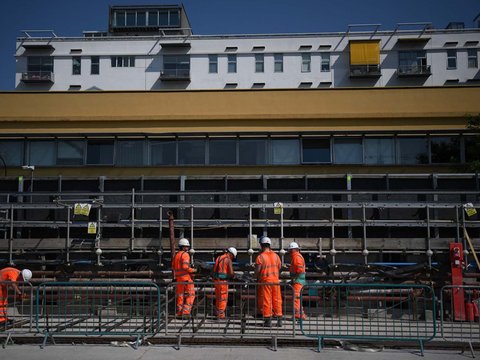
[398,51,427,74]
[274,54,283,72]
[301,53,311,72]
[208,55,218,73]
[468,49,478,68]
[163,55,190,77]
[87,139,114,165]
[302,138,331,163]
[271,139,300,164]
[117,140,145,166]
[431,136,460,163]
[169,10,180,26]
[111,56,135,68]
[150,139,176,165]
[321,53,330,72]
[113,8,180,27]
[136,11,146,26]
[396,137,428,164]
[126,12,136,26]
[30,141,55,166]
[72,57,81,75]
[178,139,205,165]
[27,56,53,77]
[228,54,237,73]
[334,138,363,164]
[57,140,84,165]
[364,138,395,164]
[91,56,99,75]
[209,139,237,165]
[465,136,480,163]
[447,49,457,69]
[239,139,267,165]
[0,140,24,166]
[148,11,158,26]
[115,11,126,27]
[255,54,264,73]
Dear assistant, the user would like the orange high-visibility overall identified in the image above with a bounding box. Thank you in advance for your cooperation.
[256,249,282,318]
[0,267,20,323]
[213,253,234,318]
[172,251,195,315]
[290,251,306,319]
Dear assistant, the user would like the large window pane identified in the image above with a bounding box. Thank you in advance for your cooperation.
[431,136,460,163]
[364,138,394,164]
[465,136,480,163]
[302,138,331,163]
[239,139,267,165]
[148,11,158,26]
[396,137,428,164]
[117,140,145,166]
[209,139,236,165]
[30,141,55,166]
[0,140,24,166]
[126,12,136,26]
[334,138,363,164]
[169,10,180,26]
[150,140,176,165]
[137,11,146,26]
[178,139,205,165]
[87,140,114,165]
[271,139,300,164]
[57,140,84,165]
[115,11,126,27]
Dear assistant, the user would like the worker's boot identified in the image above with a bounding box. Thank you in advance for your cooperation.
[276,317,283,327]
[264,317,272,327]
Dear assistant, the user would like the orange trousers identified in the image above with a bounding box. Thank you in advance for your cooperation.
[292,282,306,319]
[258,283,282,318]
[214,280,228,318]
[0,285,9,323]
[175,279,195,315]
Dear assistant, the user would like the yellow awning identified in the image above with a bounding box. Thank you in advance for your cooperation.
[349,41,380,65]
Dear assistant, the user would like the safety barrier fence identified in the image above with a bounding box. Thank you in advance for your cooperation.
[440,285,480,357]
[35,282,161,348]
[0,281,34,347]
[300,283,436,355]
[165,281,295,347]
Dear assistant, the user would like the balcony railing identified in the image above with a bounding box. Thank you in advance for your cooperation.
[349,64,381,78]
[397,64,431,77]
[160,68,190,81]
[21,71,54,83]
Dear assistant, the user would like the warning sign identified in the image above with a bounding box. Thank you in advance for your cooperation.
[274,202,283,215]
[74,203,92,216]
[464,203,477,217]
[87,222,97,234]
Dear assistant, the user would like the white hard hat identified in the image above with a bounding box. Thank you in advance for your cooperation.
[21,269,32,282]
[178,238,190,247]
[227,247,237,258]
[288,242,299,250]
[259,236,271,245]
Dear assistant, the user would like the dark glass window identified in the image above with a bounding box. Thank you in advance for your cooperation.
[209,55,218,73]
[431,136,460,163]
[150,139,176,165]
[163,55,189,77]
[271,139,300,164]
[126,12,136,26]
[239,139,267,165]
[321,53,330,72]
[30,141,55,166]
[466,136,480,163]
[209,139,236,165]
[0,140,24,166]
[396,137,428,164]
[447,49,457,69]
[148,11,158,26]
[72,57,81,75]
[28,56,53,75]
[228,54,237,73]
[364,138,395,164]
[255,54,264,73]
[57,140,84,165]
[115,11,126,27]
[169,10,180,26]
[178,139,205,165]
[159,11,168,26]
[274,54,283,72]
[87,140,114,165]
[117,140,145,166]
[334,138,363,164]
[137,12,146,26]
[302,138,331,163]
[91,56,99,75]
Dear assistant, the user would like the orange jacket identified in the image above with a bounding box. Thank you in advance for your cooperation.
[172,251,195,280]
[255,249,281,283]
[290,251,306,285]
[213,253,234,280]
[0,267,20,282]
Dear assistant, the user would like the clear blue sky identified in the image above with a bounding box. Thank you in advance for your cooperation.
[0,0,479,90]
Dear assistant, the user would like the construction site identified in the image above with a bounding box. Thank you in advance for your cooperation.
[1,2,480,352]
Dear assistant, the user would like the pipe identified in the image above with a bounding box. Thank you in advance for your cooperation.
[33,270,155,278]
[167,210,175,258]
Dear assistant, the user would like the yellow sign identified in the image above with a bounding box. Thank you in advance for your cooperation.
[74,203,92,216]
[274,202,283,215]
[87,222,97,234]
[464,203,478,217]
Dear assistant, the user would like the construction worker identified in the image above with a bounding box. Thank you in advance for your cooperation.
[212,247,237,319]
[288,242,307,320]
[255,236,283,327]
[172,238,197,316]
[0,267,32,325]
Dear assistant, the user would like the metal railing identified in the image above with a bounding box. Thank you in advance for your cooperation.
[398,64,431,76]
[35,282,161,348]
[160,68,190,80]
[0,281,34,347]
[349,64,381,77]
[21,71,54,83]
[300,283,436,354]
[440,285,480,357]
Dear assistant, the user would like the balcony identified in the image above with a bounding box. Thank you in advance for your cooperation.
[160,68,190,81]
[397,64,431,77]
[350,64,381,78]
[21,71,54,83]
